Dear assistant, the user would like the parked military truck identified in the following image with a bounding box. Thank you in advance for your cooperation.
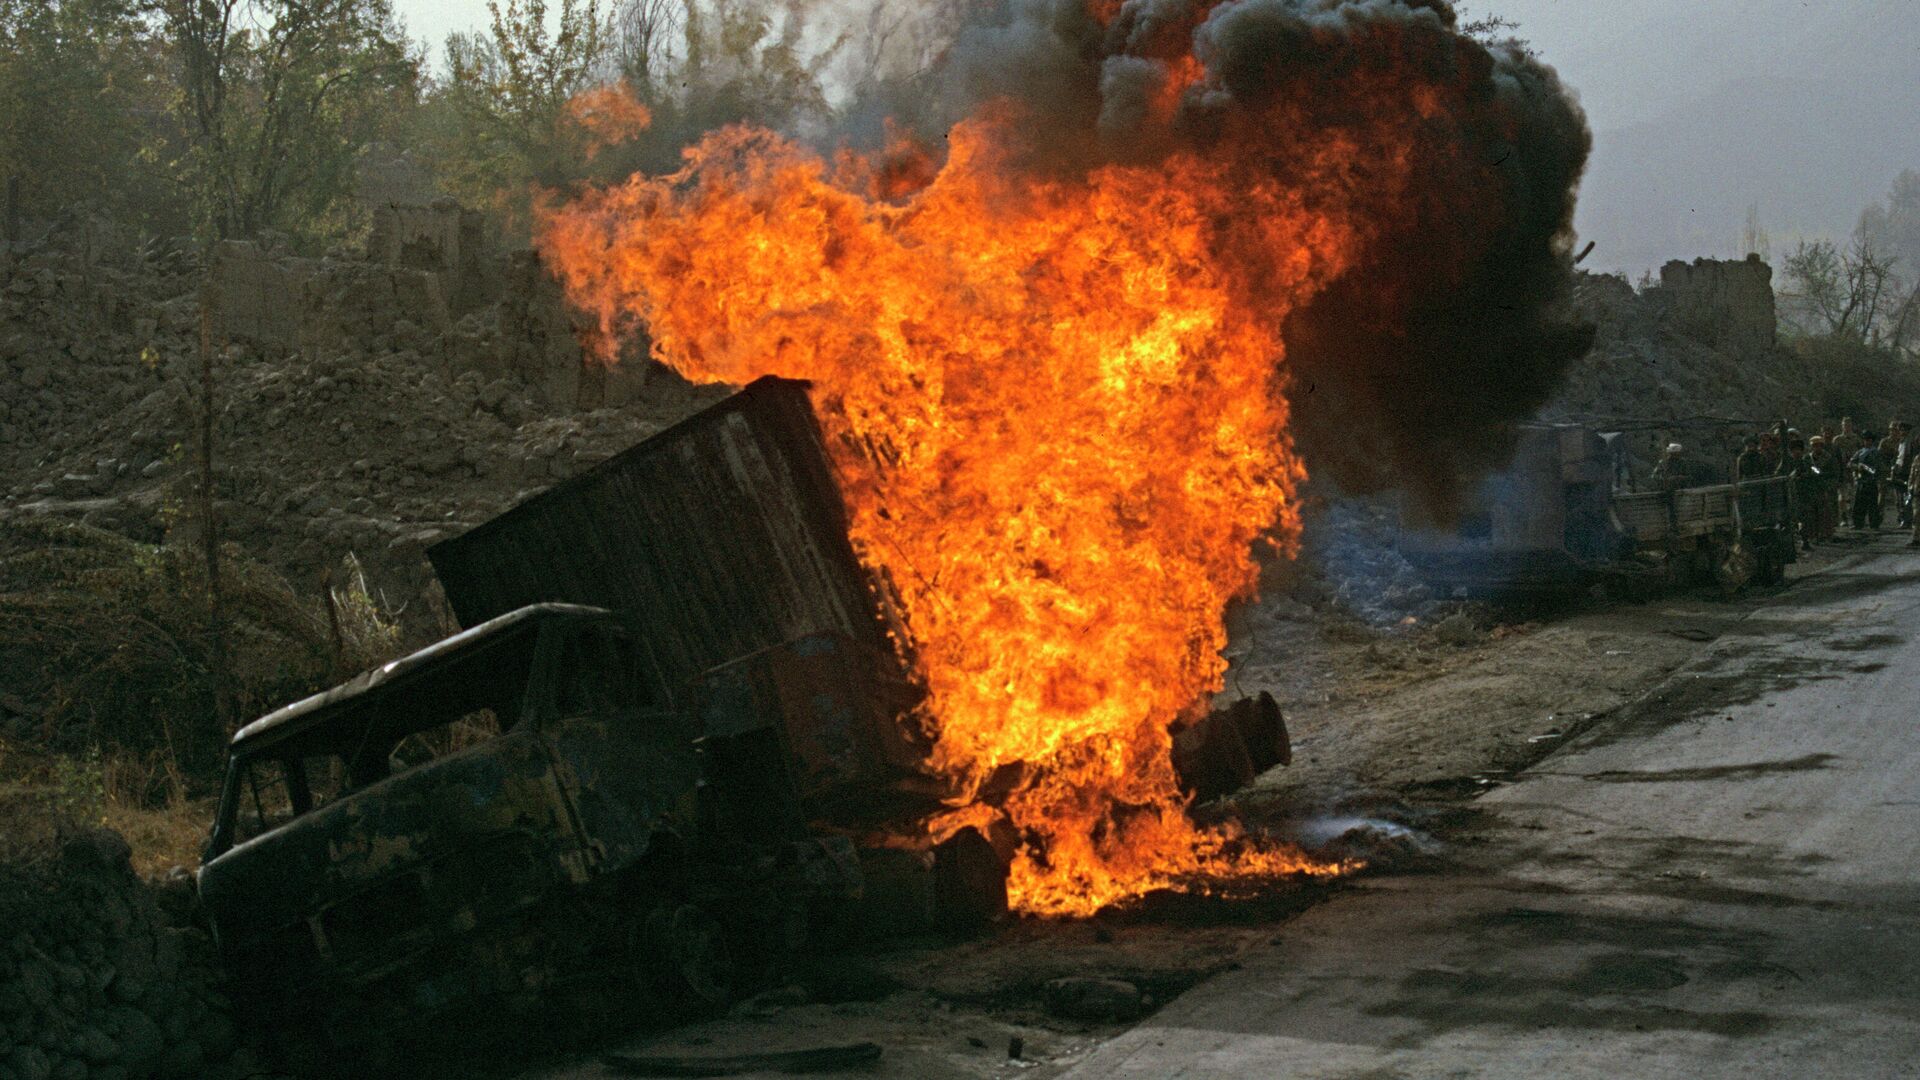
[197,378,994,1063]
[1397,423,1799,595]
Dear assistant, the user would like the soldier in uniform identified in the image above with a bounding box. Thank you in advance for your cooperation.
[1808,435,1840,541]
[1882,423,1911,526]
[1894,422,1916,527]
[1852,432,1888,530]
[1736,436,1768,480]
[1833,418,1864,522]
[1908,445,1920,547]
[1782,439,1819,551]
[1651,443,1690,491]
[1758,430,1783,475]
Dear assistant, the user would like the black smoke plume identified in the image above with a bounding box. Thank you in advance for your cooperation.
[931,0,1594,515]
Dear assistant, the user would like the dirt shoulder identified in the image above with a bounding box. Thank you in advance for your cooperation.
[510,536,1870,1080]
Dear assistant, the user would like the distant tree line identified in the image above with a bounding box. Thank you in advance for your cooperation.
[0,0,963,249]
[1778,170,1920,360]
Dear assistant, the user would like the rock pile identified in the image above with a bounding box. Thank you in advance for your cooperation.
[1,211,725,630]
[0,831,276,1080]
[1549,260,1920,457]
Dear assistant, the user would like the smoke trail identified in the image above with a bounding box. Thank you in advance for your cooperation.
[928,0,1594,513]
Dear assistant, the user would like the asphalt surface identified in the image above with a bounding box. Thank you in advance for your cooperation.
[1064,536,1920,1080]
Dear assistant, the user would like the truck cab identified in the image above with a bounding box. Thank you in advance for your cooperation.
[197,603,855,1051]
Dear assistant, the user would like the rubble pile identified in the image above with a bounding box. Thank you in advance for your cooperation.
[1,208,725,626]
[1550,257,1920,435]
[0,222,198,486]
[0,831,274,1080]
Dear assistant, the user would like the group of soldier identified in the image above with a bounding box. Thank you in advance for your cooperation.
[1730,417,1920,547]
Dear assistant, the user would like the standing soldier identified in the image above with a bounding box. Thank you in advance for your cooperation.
[1783,439,1820,551]
[1808,435,1840,541]
[1852,432,1888,530]
[1651,443,1690,491]
[1882,424,1909,525]
[1889,420,1904,526]
[1736,436,1768,479]
[1909,444,1920,547]
[1833,417,1864,523]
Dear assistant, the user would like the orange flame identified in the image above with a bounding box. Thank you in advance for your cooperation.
[562,80,653,161]
[533,44,1435,915]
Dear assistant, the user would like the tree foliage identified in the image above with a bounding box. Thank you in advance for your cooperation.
[430,0,611,226]
[161,0,418,243]
[0,0,179,232]
[1783,171,1920,358]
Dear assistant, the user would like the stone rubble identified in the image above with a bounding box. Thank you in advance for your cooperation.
[0,831,282,1080]
[1,207,725,631]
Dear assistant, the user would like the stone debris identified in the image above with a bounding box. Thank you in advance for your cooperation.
[1042,976,1146,1023]
[0,831,286,1080]
[1,208,726,631]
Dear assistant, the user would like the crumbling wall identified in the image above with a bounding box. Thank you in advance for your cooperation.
[364,197,496,315]
[211,241,451,356]
[0,831,272,1080]
[483,250,654,410]
[1652,255,1777,356]
[207,200,644,411]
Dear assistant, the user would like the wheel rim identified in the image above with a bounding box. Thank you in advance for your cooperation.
[662,904,736,1006]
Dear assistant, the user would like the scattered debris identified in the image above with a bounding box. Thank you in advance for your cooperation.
[1043,977,1146,1023]
[1434,613,1484,646]
[602,1042,883,1077]
[1173,692,1291,803]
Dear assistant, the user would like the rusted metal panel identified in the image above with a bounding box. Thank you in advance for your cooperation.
[1615,475,1795,543]
[692,632,943,828]
[429,377,909,695]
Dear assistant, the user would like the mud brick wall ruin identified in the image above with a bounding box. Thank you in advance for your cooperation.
[208,200,652,413]
[1654,254,1778,357]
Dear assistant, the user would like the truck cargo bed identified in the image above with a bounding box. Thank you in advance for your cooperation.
[429,377,910,695]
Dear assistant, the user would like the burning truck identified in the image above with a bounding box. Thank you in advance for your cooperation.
[200,0,1598,1061]
[195,377,1291,1059]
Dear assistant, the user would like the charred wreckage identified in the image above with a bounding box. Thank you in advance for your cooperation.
[194,377,1289,1063]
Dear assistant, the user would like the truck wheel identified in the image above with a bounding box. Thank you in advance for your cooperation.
[1753,535,1786,585]
[640,903,739,1011]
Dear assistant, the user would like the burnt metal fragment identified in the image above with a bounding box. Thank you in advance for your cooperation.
[603,1042,883,1076]
[1172,691,1292,803]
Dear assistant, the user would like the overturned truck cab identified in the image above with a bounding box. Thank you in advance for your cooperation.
[199,379,1008,1063]
[198,604,880,1052]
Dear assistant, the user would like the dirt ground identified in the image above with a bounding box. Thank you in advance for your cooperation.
[506,539,1853,1080]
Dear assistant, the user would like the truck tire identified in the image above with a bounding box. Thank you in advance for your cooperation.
[1752,532,1787,586]
[639,902,740,1012]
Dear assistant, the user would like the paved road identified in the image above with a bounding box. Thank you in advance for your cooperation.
[1065,539,1920,1079]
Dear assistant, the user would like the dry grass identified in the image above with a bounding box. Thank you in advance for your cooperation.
[0,518,405,787]
[0,736,213,876]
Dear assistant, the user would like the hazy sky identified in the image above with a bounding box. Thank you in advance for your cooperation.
[1479,0,1920,272]
[392,0,1920,274]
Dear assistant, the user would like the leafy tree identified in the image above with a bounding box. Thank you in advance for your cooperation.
[0,0,179,233]
[426,0,861,230]
[161,0,419,244]
[428,0,611,227]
